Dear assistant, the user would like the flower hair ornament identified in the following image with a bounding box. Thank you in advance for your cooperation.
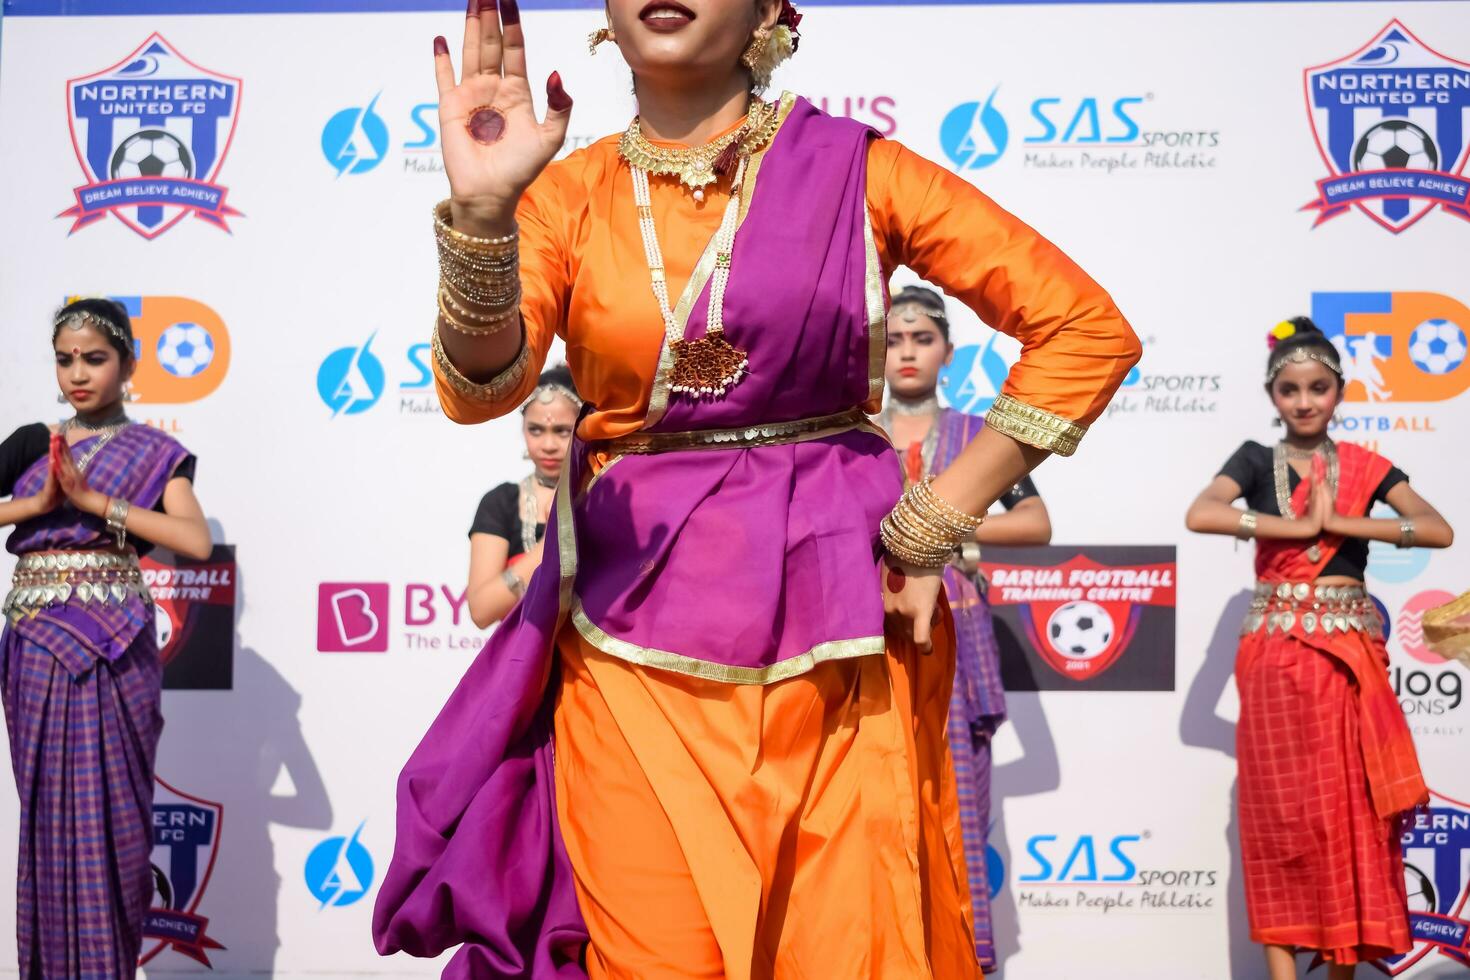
[1266,319,1343,382]
[742,0,802,92]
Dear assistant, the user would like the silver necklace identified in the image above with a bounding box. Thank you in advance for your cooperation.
[1273,439,1338,563]
[886,393,939,416]
[60,417,130,473]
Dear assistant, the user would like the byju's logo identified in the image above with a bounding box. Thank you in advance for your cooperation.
[304,823,374,909]
[321,94,389,177]
[317,583,389,653]
[939,334,1012,414]
[316,334,386,416]
[1312,292,1470,403]
[1303,21,1470,232]
[60,34,243,238]
[940,88,1008,170]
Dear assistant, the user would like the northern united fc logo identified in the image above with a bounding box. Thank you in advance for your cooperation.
[141,778,227,967]
[1302,21,1470,233]
[1372,790,1470,975]
[61,35,242,239]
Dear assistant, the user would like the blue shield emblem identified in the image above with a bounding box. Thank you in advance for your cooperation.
[1303,21,1470,233]
[1376,793,1470,974]
[61,34,243,239]
[140,778,227,967]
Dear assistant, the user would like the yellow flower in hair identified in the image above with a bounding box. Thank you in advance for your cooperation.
[1271,320,1297,341]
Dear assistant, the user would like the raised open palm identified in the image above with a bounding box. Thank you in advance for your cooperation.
[433,0,572,222]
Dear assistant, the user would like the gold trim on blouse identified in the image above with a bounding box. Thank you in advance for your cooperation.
[985,393,1087,457]
[431,327,532,404]
[862,204,886,408]
[571,599,885,685]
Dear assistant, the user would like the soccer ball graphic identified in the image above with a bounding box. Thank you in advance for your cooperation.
[109,129,194,180]
[156,322,215,378]
[1352,120,1439,173]
[1404,862,1436,915]
[1046,600,1115,660]
[1408,319,1467,376]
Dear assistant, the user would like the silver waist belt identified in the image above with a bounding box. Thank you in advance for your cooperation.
[1241,580,1377,637]
[5,551,151,620]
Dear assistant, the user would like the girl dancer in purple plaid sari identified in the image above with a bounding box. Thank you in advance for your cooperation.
[876,286,1053,972]
[0,299,211,979]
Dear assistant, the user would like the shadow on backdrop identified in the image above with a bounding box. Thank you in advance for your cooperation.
[1179,588,1255,978]
[148,520,332,978]
[987,690,1061,976]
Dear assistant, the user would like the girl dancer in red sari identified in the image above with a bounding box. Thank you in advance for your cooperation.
[1186,317,1454,978]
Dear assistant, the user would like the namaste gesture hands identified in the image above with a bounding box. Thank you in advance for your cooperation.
[26,434,104,519]
[433,0,573,236]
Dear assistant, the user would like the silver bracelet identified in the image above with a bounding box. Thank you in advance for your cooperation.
[1236,510,1258,541]
[502,568,526,597]
[1398,518,1416,549]
[105,496,131,550]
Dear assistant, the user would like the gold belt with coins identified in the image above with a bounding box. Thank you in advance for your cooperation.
[4,550,151,621]
[1241,580,1379,638]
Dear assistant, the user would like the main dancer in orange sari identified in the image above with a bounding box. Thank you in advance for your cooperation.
[373,1,1139,976]
[1186,318,1454,979]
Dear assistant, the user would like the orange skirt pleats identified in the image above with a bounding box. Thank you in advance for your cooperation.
[552,616,980,980]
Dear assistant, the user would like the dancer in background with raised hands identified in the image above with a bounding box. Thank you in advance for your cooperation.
[375,0,1139,975]
[1186,317,1452,979]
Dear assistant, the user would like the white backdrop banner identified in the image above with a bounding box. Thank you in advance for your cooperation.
[1,2,1468,977]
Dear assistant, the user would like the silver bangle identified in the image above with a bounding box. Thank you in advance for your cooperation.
[502,568,526,597]
[1398,518,1416,549]
[1236,510,1258,541]
[105,496,131,550]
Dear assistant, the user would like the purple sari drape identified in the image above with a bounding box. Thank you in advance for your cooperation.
[373,100,909,977]
[932,408,1006,970]
[2,424,188,977]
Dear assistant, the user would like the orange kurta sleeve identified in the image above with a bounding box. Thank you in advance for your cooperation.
[432,163,575,425]
[866,139,1141,455]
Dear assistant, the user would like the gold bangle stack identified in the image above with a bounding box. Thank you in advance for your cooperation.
[433,200,521,336]
[880,478,984,568]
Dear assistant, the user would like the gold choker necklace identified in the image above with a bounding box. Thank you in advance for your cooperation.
[618,100,780,199]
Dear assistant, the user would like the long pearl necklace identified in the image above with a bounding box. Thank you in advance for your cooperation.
[631,158,751,400]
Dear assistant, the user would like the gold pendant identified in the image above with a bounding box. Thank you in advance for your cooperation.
[669,329,749,399]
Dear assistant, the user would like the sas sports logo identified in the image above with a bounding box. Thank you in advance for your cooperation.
[61,35,242,239]
[938,335,1012,414]
[1302,21,1470,233]
[1312,292,1470,404]
[1376,792,1470,974]
[982,545,1177,691]
[141,778,226,967]
[316,334,386,417]
[305,823,375,909]
[322,94,389,177]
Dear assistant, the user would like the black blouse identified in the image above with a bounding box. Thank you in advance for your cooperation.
[997,476,1040,511]
[1218,440,1406,580]
[469,482,546,560]
[0,422,196,555]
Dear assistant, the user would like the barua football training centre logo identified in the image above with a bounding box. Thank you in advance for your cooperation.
[61,35,242,239]
[1302,21,1470,233]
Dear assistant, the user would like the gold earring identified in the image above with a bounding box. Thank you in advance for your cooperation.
[588,27,614,54]
[740,29,770,70]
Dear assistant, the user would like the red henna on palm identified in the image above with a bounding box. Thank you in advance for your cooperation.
[886,565,906,594]
[466,106,507,143]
